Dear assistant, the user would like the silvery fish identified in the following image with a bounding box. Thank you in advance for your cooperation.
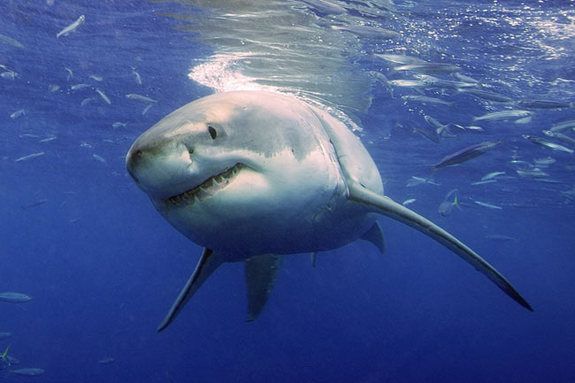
[11,368,45,376]
[374,53,425,65]
[0,33,25,49]
[516,100,572,110]
[549,119,575,132]
[473,110,532,122]
[457,88,512,103]
[433,140,501,169]
[473,200,502,210]
[0,292,32,303]
[393,62,460,74]
[438,189,459,217]
[402,95,452,106]
[126,93,157,103]
[56,15,86,38]
[523,135,574,154]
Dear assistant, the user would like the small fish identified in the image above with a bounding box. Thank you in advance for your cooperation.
[98,357,115,365]
[332,24,400,39]
[481,171,506,181]
[22,199,48,209]
[300,0,347,15]
[95,88,111,105]
[414,74,477,89]
[411,124,439,143]
[89,74,104,82]
[473,200,502,210]
[374,53,425,65]
[451,124,485,133]
[549,119,575,133]
[438,189,459,217]
[70,83,90,91]
[389,79,426,88]
[112,122,127,129]
[543,130,575,146]
[514,116,532,125]
[471,179,497,186]
[0,332,12,340]
[10,109,25,119]
[48,84,60,92]
[65,67,73,81]
[473,109,532,122]
[516,168,549,178]
[1,344,11,365]
[424,115,454,138]
[533,157,556,167]
[457,88,512,103]
[401,95,452,106]
[126,93,157,103]
[57,15,86,38]
[142,103,154,115]
[393,62,460,74]
[80,97,95,106]
[0,70,18,80]
[14,152,45,162]
[92,154,107,164]
[453,73,479,84]
[11,368,45,376]
[523,135,574,154]
[39,136,57,143]
[516,99,572,110]
[131,67,142,85]
[433,140,501,169]
[0,292,32,303]
[0,33,25,49]
[406,176,439,187]
[402,198,416,206]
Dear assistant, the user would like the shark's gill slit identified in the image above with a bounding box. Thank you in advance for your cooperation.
[166,163,244,206]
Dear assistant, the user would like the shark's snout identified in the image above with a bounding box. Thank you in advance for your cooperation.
[126,139,194,199]
[126,148,144,182]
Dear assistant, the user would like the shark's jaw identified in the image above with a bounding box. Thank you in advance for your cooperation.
[165,163,245,207]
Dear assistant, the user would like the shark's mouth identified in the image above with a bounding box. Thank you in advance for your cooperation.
[166,163,244,207]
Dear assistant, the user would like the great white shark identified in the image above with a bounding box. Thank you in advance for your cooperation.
[125,90,532,331]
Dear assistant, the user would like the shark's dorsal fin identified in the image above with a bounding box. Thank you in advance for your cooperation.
[360,221,386,255]
[347,181,533,311]
[245,254,282,322]
[157,248,223,332]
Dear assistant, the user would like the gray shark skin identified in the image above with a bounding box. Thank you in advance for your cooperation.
[126,91,532,331]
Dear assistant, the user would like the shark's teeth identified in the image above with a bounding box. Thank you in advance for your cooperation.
[166,163,244,207]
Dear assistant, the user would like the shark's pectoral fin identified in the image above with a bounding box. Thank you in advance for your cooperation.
[157,248,223,332]
[348,181,533,311]
[245,254,282,322]
[360,221,386,255]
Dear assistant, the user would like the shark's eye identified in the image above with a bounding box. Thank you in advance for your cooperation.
[208,126,217,140]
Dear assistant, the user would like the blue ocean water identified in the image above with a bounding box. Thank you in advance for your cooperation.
[1,0,575,382]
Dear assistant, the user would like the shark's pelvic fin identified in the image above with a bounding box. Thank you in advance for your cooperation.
[157,248,223,332]
[360,221,386,255]
[347,181,533,311]
[244,254,282,322]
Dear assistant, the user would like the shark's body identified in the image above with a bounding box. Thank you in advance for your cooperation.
[126,91,531,331]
